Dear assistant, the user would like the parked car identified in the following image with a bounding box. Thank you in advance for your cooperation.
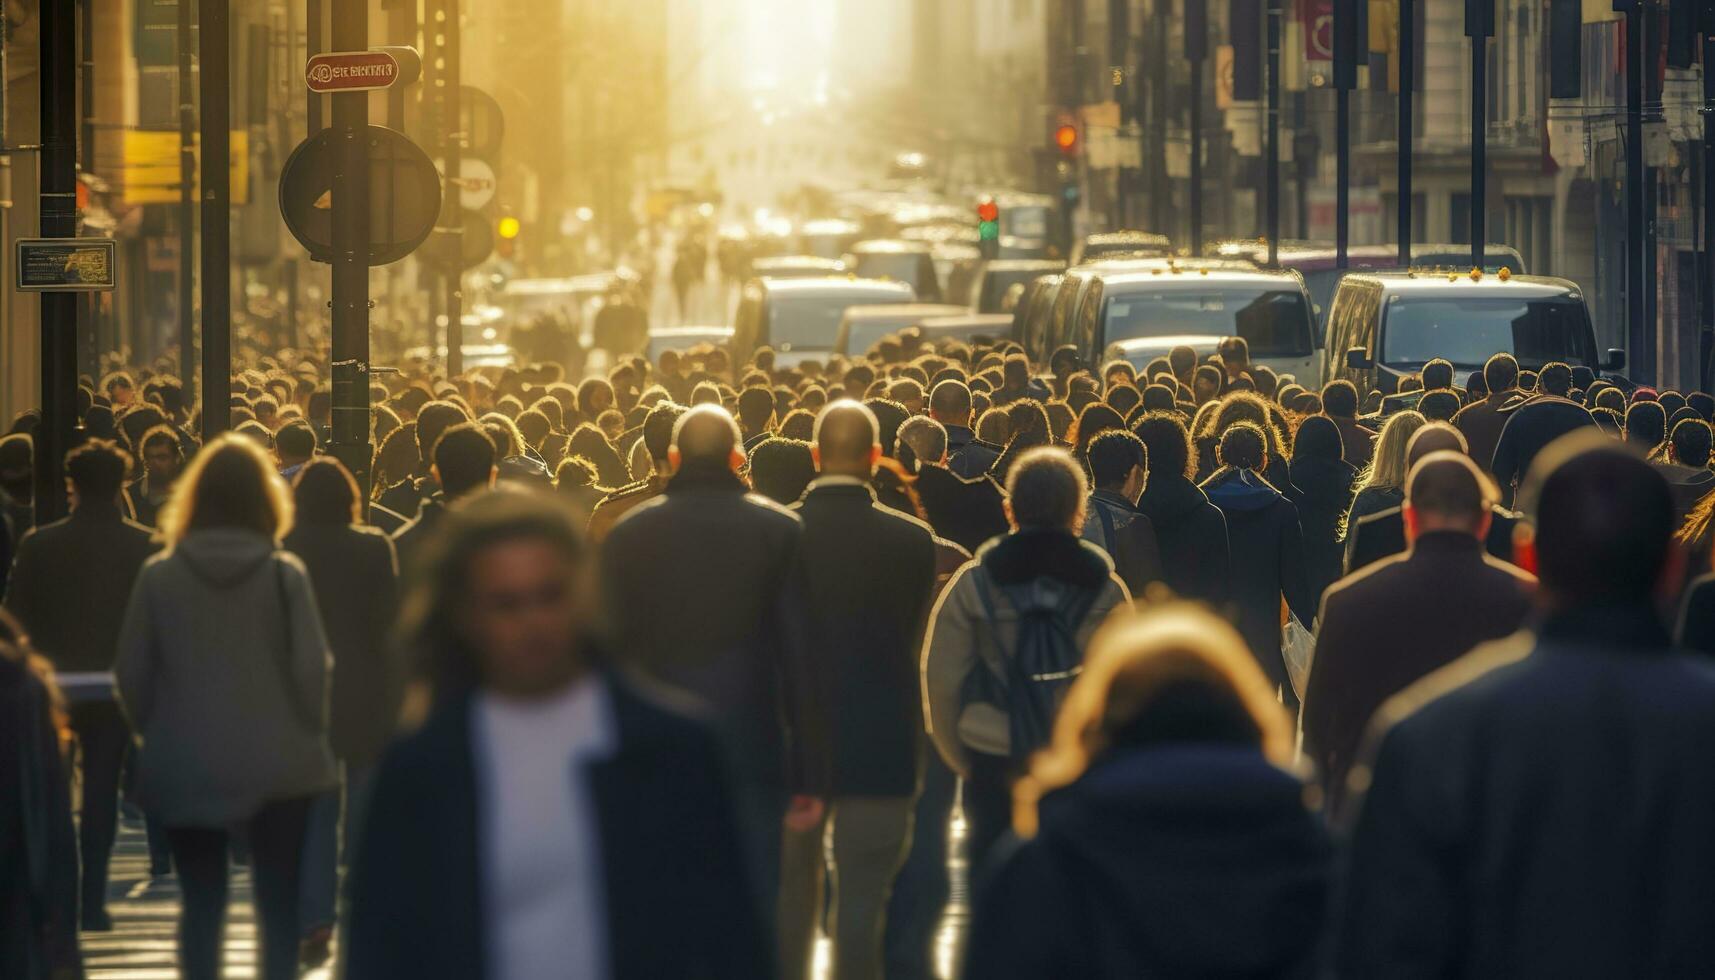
[846,239,943,302]
[970,259,1067,313]
[1070,229,1173,265]
[731,276,916,367]
[833,303,973,357]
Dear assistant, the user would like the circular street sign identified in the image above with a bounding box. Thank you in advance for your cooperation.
[433,157,497,210]
[405,85,506,159]
[278,126,441,267]
[457,208,494,269]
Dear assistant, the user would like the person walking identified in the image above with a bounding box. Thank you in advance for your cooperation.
[1321,380,1376,469]
[0,609,82,980]
[1341,410,1427,549]
[1286,415,1357,605]
[1344,424,1523,575]
[1489,361,1594,503]
[3,439,157,930]
[1340,433,1715,977]
[1199,423,1316,705]
[114,434,336,980]
[600,404,827,936]
[963,605,1331,979]
[930,380,1002,478]
[778,401,938,980]
[1080,430,1165,597]
[392,422,498,572]
[345,491,766,980]
[586,401,684,543]
[1132,412,1231,607]
[922,446,1130,875]
[1452,353,1521,474]
[1302,451,1534,815]
[282,458,401,968]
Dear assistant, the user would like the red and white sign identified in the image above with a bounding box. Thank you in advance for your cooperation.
[1302,0,1334,61]
[305,51,400,93]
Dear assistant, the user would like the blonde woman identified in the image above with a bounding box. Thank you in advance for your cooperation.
[963,605,1331,978]
[115,434,335,980]
[1341,410,1427,540]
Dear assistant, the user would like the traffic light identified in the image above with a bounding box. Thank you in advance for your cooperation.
[497,216,521,240]
[1054,123,1080,157]
[977,198,1000,241]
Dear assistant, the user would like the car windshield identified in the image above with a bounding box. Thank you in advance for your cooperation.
[1101,288,1313,357]
[771,294,897,351]
[1381,295,1594,368]
[854,253,929,287]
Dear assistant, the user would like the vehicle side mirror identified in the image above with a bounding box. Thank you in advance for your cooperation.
[1602,348,1626,372]
[1346,346,1374,370]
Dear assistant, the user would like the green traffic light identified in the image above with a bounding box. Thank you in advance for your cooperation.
[979,220,999,241]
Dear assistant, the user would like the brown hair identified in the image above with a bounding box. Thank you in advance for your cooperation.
[158,434,294,545]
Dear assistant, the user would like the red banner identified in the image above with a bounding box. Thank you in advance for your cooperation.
[1303,0,1334,61]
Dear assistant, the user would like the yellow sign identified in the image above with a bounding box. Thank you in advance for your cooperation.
[119,130,250,206]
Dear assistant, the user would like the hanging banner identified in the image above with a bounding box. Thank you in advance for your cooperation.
[1303,0,1335,60]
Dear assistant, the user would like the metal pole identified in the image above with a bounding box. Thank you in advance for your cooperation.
[77,0,97,369]
[35,0,79,525]
[1469,0,1489,268]
[443,0,463,378]
[177,0,195,394]
[199,0,230,443]
[1703,33,1715,390]
[1398,0,1414,267]
[1337,87,1350,267]
[1626,0,1647,374]
[329,0,372,497]
[1110,0,1130,222]
[1190,55,1203,254]
[306,0,322,136]
[1266,0,1281,267]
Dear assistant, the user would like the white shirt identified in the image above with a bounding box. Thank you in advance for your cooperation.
[474,677,618,980]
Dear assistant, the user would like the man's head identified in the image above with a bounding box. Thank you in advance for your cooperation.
[1168,345,1198,382]
[1004,446,1088,533]
[1132,411,1195,482]
[275,421,317,468]
[416,401,471,468]
[1625,400,1667,450]
[736,386,776,435]
[1087,429,1149,502]
[431,422,498,500]
[1526,434,1679,607]
[1321,379,1359,420]
[642,401,687,469]
[1217,336,1250,376]
[1406,422,1469,469]
[929,379,974,428]
[1002,353,1032,392]
[898,415,949,468]
[1049,346,1081,379]
[811,400,882,478]
[577,378,615,418]
[1403,451,1495,542]
[1216,422,1268,473]
[1538,361,1574,398]
[1420,358,1455,391]
[1484,352,1520,396]
[102,371,136,407]
[140,425,185,483]
[1418,390,1462,422]
[65,439,132,508]
[1671,418,1713,468]
[1193,364,1224,405]
[0,433,33,502]
[669,404,744,474]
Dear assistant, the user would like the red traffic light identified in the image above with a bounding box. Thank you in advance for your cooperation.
[1054,124,1079,153]
[976,198,1000,223]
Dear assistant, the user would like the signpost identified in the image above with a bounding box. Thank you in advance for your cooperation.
[16,239,118,291]
[306,49,403,93]
[278,125,441,265]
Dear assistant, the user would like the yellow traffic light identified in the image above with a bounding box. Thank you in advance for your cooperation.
[497,216,521,240]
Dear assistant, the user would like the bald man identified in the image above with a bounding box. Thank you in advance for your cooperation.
[1304,451,1536,816]
[771,400,939,980]
[1345,423,1524,575]
[599,402,828,937]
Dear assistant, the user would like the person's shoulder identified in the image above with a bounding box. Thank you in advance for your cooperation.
[866,497,938,540]
[1476,551,1536,588]
[739,490,804,527]
[596,480,651,507]
[1371,631,1538,741]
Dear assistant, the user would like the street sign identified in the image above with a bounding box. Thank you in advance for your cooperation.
[16,238,118,292]
[457,208,494,269]
[278,125,440,266]
[306,50,402,93]
[438,157,496,210]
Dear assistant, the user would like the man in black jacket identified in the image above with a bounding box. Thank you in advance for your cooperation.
[1341,434,1715,978]
[1345,423,1523,575]
[1132,411,1231,607]
[601,404,827,933]
[391,423,496,574]
[899,415,1009,553]
[1304,450,1534,816]
[1081,429,1165,597]
[3,440,158,929]
[1489,361,1593,502]
[346,491,766,980]
[929,379,1001,477]
[778,401,938,980]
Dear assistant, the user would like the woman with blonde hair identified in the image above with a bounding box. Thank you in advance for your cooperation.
[1341,410,1427,538]
[964,605,1331,979]
[116,434,336,980]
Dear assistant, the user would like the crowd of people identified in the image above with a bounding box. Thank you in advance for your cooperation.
[4,320,1715,980]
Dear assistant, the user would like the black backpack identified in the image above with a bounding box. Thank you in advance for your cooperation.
[964,570,1104,763]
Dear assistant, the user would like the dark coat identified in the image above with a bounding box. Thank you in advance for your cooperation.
[600,464,826,792]
[1452,393,1512,474]
[0,656,81,979]
[1135,475,1231,608]
[1489,395,1595,496]
[944,424,1002,479]
[1345,503,1522,576]
[3,501,157,673]
[1676,572,1715,656]
[1287,453,1357,607]
[1080,489,1165,597]
[1200,469,1315,696]
[1340,603,1715,978]
[375,474,435,523]
[343,674,769,980]
[1330,415,1376,469]
[913,464,1009,554]
[1303,531,1533,814]
[964,745,1331,980]
[791,482,938,797]
[569,425,631,489]
[389,497,447,577]
[283,523,401,767]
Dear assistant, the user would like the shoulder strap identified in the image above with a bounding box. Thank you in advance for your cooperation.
[970,569,1015,677]
[273,559,317,731]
